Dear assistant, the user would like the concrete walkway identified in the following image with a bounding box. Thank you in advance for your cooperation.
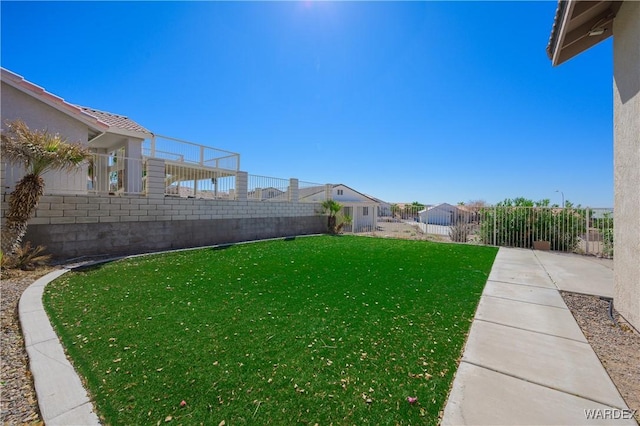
[442,247,637,425]
[19,268,100,426]
[20,246,635,425]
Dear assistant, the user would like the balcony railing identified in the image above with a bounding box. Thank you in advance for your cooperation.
[87,152,145,195]
[143,135,240,172]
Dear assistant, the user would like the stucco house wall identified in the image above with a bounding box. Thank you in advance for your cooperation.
[1,82,91,195]
[419,203,458,226]
[613,0,640,330]
[332,185,378,230]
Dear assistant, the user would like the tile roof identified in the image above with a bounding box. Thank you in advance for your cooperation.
[1,68,109,131]
[1,68,152,137]
[80,107,151,136]
[546,0,567,60]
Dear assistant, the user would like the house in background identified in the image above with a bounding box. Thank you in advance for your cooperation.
[367,195,391,218]
[547,0,639,330]
[298,184,379,232]
[418,203,459,226]
[248,186,286,201]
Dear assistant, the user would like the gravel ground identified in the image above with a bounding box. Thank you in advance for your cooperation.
[561,291,640,422]
[1,267,53,426]
[1,248,638,425]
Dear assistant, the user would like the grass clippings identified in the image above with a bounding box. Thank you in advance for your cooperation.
[43,236,497,425]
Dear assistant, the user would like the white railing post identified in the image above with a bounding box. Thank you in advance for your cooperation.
[585,207,590,255]
[493,205,497,246]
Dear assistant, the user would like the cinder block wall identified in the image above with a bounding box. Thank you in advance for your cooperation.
[1,193,326,258]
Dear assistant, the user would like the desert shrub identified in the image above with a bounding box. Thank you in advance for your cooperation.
[479,198,585,252]
[449,221,472,242]
[6,241,51,270]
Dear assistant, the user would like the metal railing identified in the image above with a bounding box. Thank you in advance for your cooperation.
[384,205,614,258]
[143,135,240,172]
[247,175,290,201]
[298,182,328,203]
[339,205,377,233]
[165,163,237,200]
[88,152,145,195]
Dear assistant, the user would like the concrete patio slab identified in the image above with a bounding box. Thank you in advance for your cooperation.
[482,280,567,308]
[443,362,637,426]
[462,320,628,409]
[475,296,586,342]
[534,250,614,297]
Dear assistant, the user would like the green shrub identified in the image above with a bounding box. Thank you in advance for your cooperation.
[479,198,586,252]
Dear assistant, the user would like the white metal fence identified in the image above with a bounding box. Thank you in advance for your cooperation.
[143,135,240,172]
[247,175,291,201]
[164,164,236,199]
[339,205,377,233]
[382,205,614,258]
[88,152,145,195]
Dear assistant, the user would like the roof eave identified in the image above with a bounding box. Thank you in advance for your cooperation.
[547,0,623,66]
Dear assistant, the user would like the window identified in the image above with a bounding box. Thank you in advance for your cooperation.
[337,189,344,195]
[363,207,369,216]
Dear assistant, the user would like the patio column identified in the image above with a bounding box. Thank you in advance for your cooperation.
[236,171,248,200]
[325,184,333,200]
[124,138,143,194]
[145,157,166,198]
[289,178,299,202]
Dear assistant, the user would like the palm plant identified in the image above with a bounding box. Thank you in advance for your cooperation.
[1,120,90,256]
[321,199,343,234]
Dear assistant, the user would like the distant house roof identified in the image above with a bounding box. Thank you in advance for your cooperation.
[296,184,379,203]
[547,0,623,66]
[80,107,152,137]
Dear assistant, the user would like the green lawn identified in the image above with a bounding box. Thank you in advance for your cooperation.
[43,235,497,425]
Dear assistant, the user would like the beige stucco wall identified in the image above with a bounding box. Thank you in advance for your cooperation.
[613,0,640,331]
[1,82,90,194]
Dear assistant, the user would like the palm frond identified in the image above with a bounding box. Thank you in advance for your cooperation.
[10,241,52,270]
[1,120,90,175]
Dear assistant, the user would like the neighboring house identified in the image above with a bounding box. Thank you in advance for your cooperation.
[299,184,379,232]
[1,68,151,194]
[1,68,239,198]
[418,203,459,226]
[547,0,639,330]
[248,186,286,201]
[1,68,149,195]
[367,195,391,217]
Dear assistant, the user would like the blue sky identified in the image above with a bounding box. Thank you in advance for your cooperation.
[1,1,614,206]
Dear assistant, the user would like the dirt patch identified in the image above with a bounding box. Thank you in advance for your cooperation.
[364,220,449,242]
[561,292,640,422]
